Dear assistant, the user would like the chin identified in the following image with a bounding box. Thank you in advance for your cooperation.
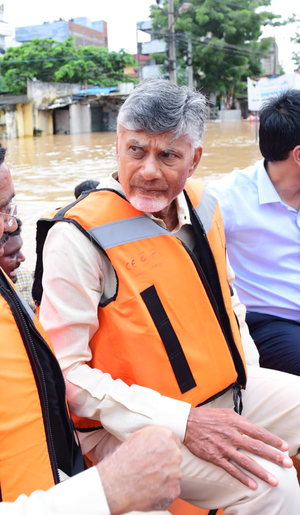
[129,194,169,214]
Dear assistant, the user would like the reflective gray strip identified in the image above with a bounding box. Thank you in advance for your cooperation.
[195,188,218,234]
[88,215,167,250]
[18,292,35,321]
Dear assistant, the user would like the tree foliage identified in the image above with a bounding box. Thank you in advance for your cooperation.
[291,29,300,70]
[0,37,136,95]
[151,0,284,94]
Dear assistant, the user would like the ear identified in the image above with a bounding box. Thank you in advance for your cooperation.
[292,145,300,165]
[116,134,119,160]
[188,146,203,178]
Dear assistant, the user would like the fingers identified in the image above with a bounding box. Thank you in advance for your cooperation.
[232,433,293,470]
[242,425,289,453]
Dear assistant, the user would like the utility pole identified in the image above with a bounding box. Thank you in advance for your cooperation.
[187,37,193,88]
[136,22,140,81]
[168,0,177,83]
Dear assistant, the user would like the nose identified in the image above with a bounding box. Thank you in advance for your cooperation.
[139,155,161,181]
[5,217,17,232]
[17,251,25,263]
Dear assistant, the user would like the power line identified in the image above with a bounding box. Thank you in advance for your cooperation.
[152,31,268,57]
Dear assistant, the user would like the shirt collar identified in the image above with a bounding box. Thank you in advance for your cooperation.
[258,159,282,205]
[103,172,191,232]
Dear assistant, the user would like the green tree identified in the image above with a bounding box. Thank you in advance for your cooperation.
[291,30,300,69]
[0,38,135,95]
[151,0,283,94]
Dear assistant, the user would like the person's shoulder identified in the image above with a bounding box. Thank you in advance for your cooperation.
[208,161,259,194]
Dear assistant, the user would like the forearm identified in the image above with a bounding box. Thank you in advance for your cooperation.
[66,363,191,443]
[0,468,109,515]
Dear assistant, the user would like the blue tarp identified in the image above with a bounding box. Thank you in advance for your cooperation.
[76,86,118,95]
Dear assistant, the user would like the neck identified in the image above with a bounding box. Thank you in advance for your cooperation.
[266,159,300,210]
[153,200,178,232]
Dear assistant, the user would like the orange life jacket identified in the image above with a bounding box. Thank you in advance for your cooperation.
[0,269,86,502]
[33,179,247,431]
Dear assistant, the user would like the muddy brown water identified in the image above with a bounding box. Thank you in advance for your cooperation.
[5,120,262,270]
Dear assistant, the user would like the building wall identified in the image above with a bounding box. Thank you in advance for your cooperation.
[218,109,242,121]
[23,102,33,136]
[27,81,82,135]
[15,19,107,48]
[5,107,18,139]
[4,102,33,138]
[27,80,82,107]
[15,21,69,42]
[69,103,91,133]
[16,103,24,137]
[38,110,53,135]
[68,21,107,48]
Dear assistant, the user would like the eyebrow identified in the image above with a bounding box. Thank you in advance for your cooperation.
[129,140,179,154]
[0,193,15,210]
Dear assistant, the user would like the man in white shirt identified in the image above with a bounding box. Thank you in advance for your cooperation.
[36,78,300,514]
[0,146,182,514]
[208,89,300,376]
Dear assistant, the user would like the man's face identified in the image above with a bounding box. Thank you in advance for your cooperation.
[0,163,17,256]
[116,127,202,214]
[0,234,25,283]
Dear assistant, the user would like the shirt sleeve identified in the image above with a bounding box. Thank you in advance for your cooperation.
[226,253,260,367]
[208,179,234,233]
[39,222,191,445]
[0,467,110,515]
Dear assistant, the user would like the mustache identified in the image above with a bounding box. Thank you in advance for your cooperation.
[0,232,9,248]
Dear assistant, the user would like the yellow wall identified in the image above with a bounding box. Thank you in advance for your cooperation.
[23,102,33,137]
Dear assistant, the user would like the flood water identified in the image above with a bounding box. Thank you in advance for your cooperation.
[5,120,262,270]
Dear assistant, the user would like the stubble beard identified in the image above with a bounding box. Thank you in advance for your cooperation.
[129,193,169,214]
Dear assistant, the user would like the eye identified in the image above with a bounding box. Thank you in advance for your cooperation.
[161,151,177,160]
[129,146,144,157]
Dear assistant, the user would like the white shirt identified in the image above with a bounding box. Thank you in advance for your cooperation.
[0,467,110,515]
[40,174,258,458]
[208,160,300,322]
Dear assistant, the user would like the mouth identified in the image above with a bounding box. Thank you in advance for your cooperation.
[9,264,20,282]
[135,186,165,196]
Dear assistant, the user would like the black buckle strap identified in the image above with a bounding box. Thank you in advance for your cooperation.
[233,384,243,415]
[141,285,197,394]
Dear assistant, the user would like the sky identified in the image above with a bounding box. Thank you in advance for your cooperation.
[3,0,299,73]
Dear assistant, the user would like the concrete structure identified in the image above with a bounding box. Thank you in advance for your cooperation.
[261,39,280,76]
[27,80,83,135]
[15,17,108,49]
[136,20,166,80]
[0,4,12,52]
[0,94,33,139]
[0,80,133,139]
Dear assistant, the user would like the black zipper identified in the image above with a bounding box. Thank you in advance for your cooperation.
[0,285,60,484]
[185,194,247,389]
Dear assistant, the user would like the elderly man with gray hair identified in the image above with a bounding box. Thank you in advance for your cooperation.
[35,78,300,514]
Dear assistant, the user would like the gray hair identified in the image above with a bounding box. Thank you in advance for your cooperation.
[117,77,207,148]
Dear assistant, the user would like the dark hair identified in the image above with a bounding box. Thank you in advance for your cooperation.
[74,180,100,199]
[9,218,22,237]
[259,89,300,162]
[0,144,6,165]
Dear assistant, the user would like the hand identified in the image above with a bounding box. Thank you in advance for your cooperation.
[184,407,293,490]
[97,425,182,515]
